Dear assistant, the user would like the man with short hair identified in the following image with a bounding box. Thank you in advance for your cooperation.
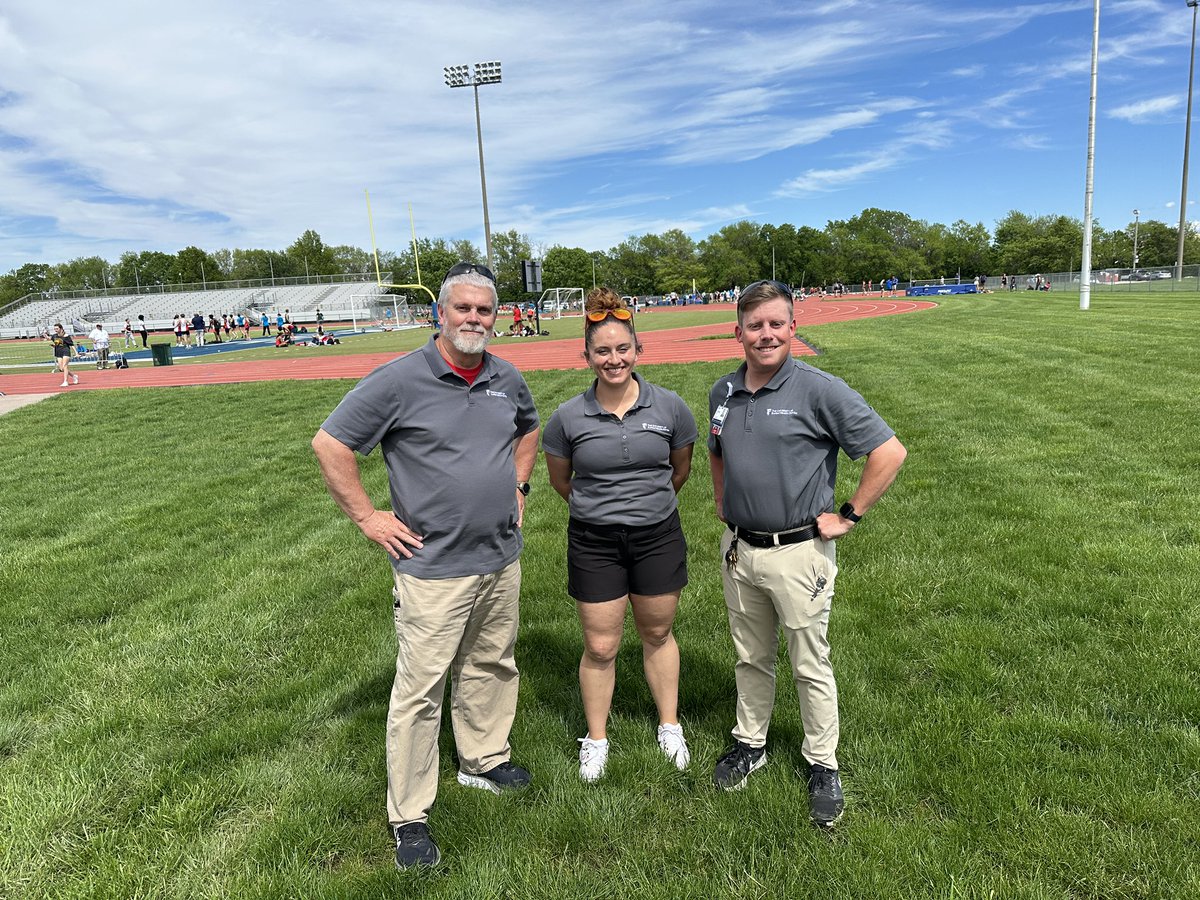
[312,262,540,869]
[707,279,907,827]
[87,322,111,369]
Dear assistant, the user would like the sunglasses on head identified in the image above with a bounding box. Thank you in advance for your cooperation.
[585,307,633,322]
[443,261,497,284]
[738,280,793,304]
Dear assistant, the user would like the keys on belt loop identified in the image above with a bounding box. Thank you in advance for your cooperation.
[725,532,739,570]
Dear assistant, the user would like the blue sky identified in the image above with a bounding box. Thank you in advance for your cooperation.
[0,0,1195,271]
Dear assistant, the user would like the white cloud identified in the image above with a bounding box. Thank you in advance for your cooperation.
[777,155,899,195]
[1010,133,1052,150]
[1109,95,1182,122]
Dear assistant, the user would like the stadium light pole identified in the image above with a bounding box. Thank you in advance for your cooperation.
[444,61,502,274]
[1177,0,1200,281]
[1080,0,1101,311]
[1132,209,1140,268]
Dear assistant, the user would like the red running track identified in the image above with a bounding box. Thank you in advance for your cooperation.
[0,300,934,396]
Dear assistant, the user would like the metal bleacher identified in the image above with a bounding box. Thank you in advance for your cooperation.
[0,275,391,336]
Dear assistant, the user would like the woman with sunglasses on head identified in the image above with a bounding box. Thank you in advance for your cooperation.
[543,288,698,783]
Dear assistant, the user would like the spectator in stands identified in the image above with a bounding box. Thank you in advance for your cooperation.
[192,312,206,347]
[136,315,149,348]
[88,322,111,370]
[312,261,539,869]
[50,323,78,386]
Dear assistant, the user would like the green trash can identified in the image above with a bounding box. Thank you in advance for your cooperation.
[151,343,174,366]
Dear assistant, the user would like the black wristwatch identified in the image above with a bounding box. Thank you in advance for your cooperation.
[516,481,531,497]
[838,502,862,523]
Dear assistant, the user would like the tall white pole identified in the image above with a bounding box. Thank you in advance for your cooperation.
[1080,0,1101,311]
[1132,209,1140,268]
[1177,1,1199,281]
[473,83,494,274]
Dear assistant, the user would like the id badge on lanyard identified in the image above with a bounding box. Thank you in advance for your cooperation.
[710,381,734,436]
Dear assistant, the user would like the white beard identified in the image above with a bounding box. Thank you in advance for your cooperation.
[447,327,490,355]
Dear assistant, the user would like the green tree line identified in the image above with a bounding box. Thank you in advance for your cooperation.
[5,210,1198,309]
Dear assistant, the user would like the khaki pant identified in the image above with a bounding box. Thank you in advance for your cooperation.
[386,559,521,825]
[719,530,840,769]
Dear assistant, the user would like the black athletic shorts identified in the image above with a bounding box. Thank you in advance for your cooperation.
[567,509,688,603]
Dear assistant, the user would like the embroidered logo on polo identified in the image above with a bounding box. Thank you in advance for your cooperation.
[485,389,509,398]
[766,408,797,416]
[642,423,671,435]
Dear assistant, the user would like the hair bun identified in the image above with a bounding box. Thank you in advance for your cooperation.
[585,286,625,315]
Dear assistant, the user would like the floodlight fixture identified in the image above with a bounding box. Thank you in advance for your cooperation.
[443,64,471,87]
[443,60,504,272]
[474,61,503,84]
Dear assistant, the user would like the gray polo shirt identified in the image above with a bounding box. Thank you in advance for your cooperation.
[708,358,893,533]
[543,373,697,526]
[321,336,539,579]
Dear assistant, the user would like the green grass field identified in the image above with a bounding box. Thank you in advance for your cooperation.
[1,293,1197,899]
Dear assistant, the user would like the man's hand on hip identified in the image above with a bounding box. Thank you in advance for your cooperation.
[816,511,855,541]
[356,510,425,560]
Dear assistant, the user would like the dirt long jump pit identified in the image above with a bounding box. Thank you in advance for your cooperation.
[0,300,935,399]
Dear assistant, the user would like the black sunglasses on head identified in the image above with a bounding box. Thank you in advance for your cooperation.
[443,261,496,284]
[738,280,793,304]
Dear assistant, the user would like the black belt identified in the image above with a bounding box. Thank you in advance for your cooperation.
[729,523,818,548]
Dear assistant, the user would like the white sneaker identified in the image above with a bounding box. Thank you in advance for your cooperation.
[60,381,68,387]
[578,736,608,783]
[657,723,690,770]
[72,374,79,384]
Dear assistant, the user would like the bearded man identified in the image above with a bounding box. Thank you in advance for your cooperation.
[313,262,540,868]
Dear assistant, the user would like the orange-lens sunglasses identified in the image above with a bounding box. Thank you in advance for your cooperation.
[585,308,633,322]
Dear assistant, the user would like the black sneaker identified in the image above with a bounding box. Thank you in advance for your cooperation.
[392,822,440,869]
[807,764,844,827]
[456,760,532,795]
[712,740,767,791]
